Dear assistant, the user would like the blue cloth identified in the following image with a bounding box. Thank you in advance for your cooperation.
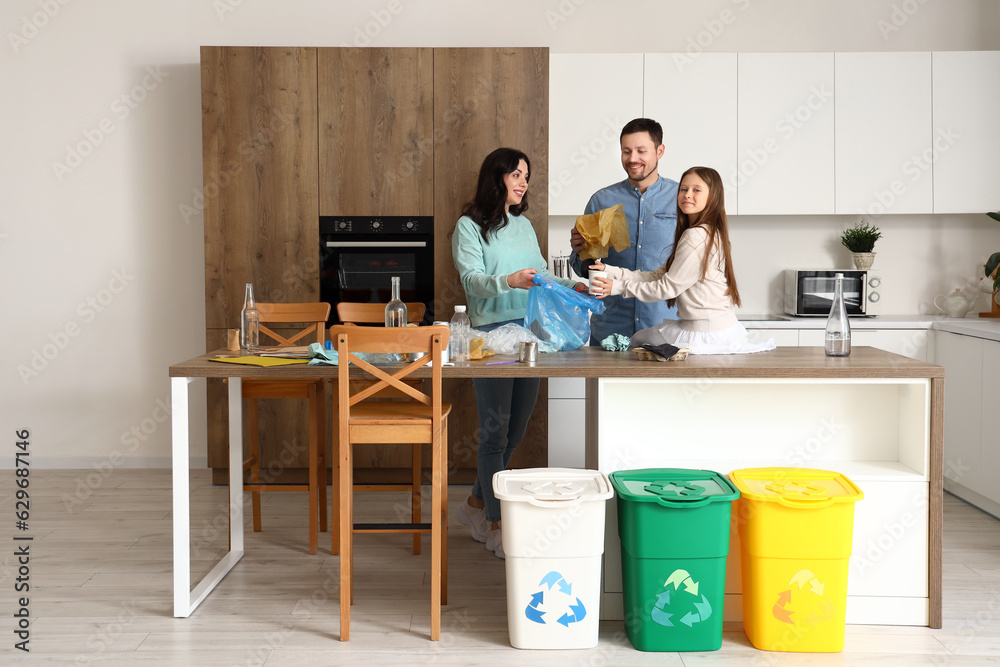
[570,177,680,345]
[467,319,540,523]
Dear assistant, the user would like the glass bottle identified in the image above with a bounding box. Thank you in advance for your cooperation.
[449,305,471,364]
[384,276,407,327]
[825,272,851,357]
[240,283,260,354]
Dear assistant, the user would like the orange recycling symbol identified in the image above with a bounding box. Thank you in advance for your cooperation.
[772,569,837,626]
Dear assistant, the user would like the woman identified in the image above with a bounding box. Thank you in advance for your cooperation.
[592,166,774,354]
[451,147,584,559]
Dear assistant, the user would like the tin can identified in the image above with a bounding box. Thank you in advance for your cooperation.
[433,321,450,365]
[518,341,538,364]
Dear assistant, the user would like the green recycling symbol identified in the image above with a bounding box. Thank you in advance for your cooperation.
[650,569,713,628]
[644,482,703,498]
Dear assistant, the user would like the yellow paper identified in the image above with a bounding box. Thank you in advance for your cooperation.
[208,356,310,367]
[469,337,494,360]
[575,204,630,260]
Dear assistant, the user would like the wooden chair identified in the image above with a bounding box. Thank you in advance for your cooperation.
[334,301,427,556]
[330,324,451,641]
[242,302,330,555]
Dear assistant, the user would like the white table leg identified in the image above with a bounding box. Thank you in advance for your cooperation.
[173,375,245,617]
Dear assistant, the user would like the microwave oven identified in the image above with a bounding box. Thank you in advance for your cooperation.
[784,270,882,317]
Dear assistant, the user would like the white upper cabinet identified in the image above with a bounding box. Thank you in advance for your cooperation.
[932,51,1000,213]
[737,53,835,215]
[549,53,644,216]
[643,53,737,200]
[835,52,932,215]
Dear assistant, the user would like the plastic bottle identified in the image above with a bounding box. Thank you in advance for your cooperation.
[384,276,407,327]
[241,283,260,354]
[449,305,471,364]
[825,272,851,357]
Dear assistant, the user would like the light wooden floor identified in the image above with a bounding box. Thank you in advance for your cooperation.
[4,469,1000,665]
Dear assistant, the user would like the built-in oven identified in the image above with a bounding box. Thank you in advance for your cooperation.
[320,216,435,324]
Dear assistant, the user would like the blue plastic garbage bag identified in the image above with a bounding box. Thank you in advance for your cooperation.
[524,274,605,351]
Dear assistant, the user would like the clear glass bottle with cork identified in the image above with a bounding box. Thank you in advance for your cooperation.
[825,272,851,357]
[241,283,260,354]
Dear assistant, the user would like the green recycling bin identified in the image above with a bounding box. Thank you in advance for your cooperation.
[610,468,739,652]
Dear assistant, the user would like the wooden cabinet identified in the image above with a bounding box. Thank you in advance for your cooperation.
[318,48,434,216]
[548,53,643,216]
[201,46,319,475]
[644,53,738,199]
[736,53,835,215]
[834,52,932,215]
[932,52,1000,213]
[433,47,550,477]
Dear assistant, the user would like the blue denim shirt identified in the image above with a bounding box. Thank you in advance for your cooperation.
[570,176,679,344]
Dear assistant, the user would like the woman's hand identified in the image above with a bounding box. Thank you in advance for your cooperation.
[573,281,589,292]
[506,268,538,290]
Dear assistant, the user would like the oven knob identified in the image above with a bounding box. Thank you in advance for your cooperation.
[405,220,415,231]
[371,220,382,231]
[869,292,880,302]
[869,276,881,288]
[337,220,349,231]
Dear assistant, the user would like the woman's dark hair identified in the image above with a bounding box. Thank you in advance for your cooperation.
[663,166,741,308]
[461,148,531,242]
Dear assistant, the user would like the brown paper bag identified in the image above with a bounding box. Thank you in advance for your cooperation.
[575,204,630,260]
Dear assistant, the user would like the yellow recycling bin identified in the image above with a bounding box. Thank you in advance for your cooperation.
[729,468,863,653]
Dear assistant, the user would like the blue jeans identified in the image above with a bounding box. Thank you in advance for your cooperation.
[468,319,540,522]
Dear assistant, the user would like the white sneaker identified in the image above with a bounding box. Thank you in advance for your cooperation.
[455,499,488,543]
[486,526,505,560]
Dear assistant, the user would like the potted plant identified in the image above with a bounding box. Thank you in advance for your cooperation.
[981,211,1000,317]
[840,219,882,270]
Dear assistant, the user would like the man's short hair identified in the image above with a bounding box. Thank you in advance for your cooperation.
[620,118,663,147]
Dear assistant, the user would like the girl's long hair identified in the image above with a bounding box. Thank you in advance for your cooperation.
[460,148,530,242]
[663,166,741,308]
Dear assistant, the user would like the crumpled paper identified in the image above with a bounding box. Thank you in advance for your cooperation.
[469,337,495,360]
[575,204,630,260]
[600,333,631,351]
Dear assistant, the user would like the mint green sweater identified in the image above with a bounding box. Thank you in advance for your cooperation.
[452,213,578,327]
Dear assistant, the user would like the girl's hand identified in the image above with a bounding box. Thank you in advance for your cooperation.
[591,275,612,299]
[506,268,538,290]
[591,260,606,271]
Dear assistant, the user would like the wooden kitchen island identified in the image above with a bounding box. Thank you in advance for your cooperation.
[170,346,943,627]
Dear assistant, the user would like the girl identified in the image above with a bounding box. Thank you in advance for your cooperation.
[591,166,774,355]
[451,148,585,558]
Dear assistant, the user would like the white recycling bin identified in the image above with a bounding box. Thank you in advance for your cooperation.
[492,467,614,649]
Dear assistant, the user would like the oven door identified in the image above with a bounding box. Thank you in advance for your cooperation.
[320,238,435,324]
[795,271,866,316]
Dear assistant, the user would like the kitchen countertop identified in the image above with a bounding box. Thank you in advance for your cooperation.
[738,313,1000,341]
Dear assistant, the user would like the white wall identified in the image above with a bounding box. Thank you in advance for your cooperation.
[2,0,999,468]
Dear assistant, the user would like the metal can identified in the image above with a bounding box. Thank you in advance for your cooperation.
[433,321,450,365]
[518,341,538,364]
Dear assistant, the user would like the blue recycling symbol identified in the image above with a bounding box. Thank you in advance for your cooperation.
[524,571,587,627]
[651,569,713,628]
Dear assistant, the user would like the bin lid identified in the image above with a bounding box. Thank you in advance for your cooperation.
[493,467,613,505]
[728,467,863,506]
[609,468,739,506]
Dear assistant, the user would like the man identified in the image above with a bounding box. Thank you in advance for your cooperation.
[569,118,679,345]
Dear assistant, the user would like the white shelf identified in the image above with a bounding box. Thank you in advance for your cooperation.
[606,458,926,483]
